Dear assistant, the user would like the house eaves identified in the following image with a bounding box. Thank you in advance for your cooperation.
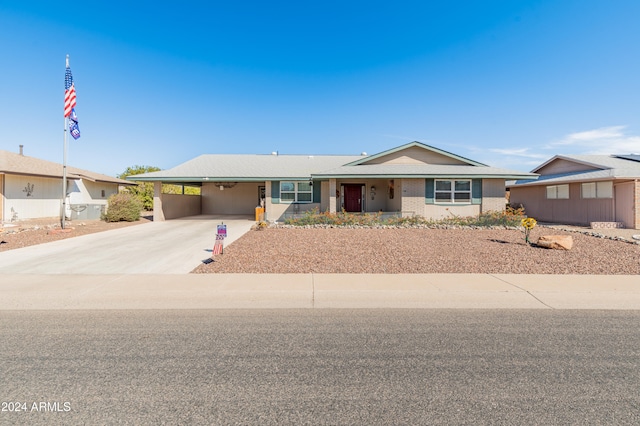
[509,169,620,187]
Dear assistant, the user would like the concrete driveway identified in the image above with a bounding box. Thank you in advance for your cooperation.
[0,215,255,274]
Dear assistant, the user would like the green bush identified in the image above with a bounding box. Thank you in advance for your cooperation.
[102,192,143,222]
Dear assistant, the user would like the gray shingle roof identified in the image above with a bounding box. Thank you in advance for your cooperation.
[132,149,536,182]
[0,150,132,185]
[132,154,363,182]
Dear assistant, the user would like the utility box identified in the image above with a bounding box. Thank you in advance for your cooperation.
[70,204,105,220]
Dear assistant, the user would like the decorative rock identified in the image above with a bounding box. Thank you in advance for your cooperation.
[537,235,574,250]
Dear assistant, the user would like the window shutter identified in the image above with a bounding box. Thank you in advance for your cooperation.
[425,179,434,204]
[313,181,321,203]
[472,179,482,205]
[271,181,280,204]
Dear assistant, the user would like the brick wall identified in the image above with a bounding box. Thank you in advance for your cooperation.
[400,179,425,217]
[481,179,507,213]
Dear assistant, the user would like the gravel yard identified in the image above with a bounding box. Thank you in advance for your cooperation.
[3,218,639,275]
[192,227,640,274]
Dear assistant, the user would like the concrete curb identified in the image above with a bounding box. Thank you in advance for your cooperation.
[1,274,639,310]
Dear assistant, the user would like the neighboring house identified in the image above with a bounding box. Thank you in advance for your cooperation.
[131,142,536,222]
[0,148,133,222]
[508,154,640,229]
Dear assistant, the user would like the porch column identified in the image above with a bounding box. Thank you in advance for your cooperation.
[153,181,165,222]
[329,179,337,213]
[265,181,273,221]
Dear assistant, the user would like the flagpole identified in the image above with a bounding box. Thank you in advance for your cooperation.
[61,55,69,229]
[62,116,68,229]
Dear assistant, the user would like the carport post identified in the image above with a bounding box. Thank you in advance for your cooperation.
[153,181,165,221]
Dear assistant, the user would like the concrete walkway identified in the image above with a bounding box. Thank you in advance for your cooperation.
[1,273,639,310]
[0,215,255,274]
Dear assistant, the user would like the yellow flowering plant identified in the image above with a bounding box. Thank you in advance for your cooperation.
[521,217,537,244]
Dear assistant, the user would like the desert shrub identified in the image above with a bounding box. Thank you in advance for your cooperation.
[283,207,526,228]
[102,192,143,222]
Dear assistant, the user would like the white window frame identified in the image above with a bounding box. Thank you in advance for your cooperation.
[546,184,569,199]
[581,181,613,199]
[280,181,313,203]
[434,179,472,204]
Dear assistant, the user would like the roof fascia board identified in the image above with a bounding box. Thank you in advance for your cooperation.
[312,173,537,180]
[128,176,313,182]
[510,175,627,187]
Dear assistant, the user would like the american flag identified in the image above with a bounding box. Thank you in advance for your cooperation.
[212,242,223,255]
[64,64,77,118]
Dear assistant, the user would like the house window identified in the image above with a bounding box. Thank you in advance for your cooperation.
[546,184,569,199]
[435,179,471,203]
[280,181,312,203]
[581,181,613,199]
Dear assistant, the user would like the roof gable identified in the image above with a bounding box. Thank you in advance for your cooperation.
[533,155,606,175]
[510,154,640,187]
[346,142,487,167]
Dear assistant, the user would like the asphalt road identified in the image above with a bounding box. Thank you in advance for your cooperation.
[1,310,639,425]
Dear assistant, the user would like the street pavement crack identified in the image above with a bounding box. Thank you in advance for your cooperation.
[490,274,555,309]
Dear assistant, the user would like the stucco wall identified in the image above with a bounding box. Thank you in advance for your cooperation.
[3,174,121,221]
[387,179,402,212]
[364,146,468,165]
[320,181,330,212]
[510,183,615,225]
[4,174,62,220]
[159,193,201,219]
[202,182,261,215]
[81,180,118,203]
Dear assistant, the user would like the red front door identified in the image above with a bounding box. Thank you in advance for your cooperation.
[344,184,362,212]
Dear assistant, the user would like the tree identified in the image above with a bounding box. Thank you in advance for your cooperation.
[118,165,160,211]
[118,165,201,211]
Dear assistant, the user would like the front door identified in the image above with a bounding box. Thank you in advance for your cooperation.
[344,184,363,212]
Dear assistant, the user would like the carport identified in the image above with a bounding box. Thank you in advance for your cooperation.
[149,181,265,222]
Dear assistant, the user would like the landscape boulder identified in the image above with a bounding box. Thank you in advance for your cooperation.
[536,235,574,250]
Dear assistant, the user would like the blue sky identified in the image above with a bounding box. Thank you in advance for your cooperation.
[2,1,639,176]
